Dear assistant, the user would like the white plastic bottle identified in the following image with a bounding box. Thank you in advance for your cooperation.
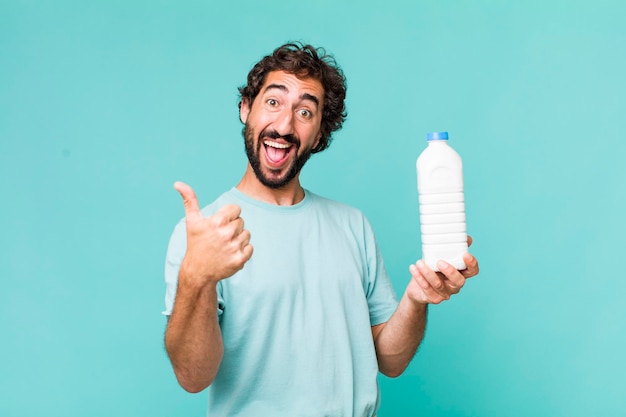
[416,131,468,271]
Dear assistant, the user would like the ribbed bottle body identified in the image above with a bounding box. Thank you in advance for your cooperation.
[417,135,468,271]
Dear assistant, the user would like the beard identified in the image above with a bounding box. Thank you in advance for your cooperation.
[243,123,313,189]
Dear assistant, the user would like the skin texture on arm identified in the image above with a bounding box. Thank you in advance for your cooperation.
[165,279,224,393]
[371,295,427,378]
[164,182,253,392]
[372,238,479,377]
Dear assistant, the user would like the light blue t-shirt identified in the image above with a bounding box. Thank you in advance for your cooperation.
[164,188,399,417]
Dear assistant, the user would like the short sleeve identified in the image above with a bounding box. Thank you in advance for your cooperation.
[362,217,398,326]
[163,220,186,316]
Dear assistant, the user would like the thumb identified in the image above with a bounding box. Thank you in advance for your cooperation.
[173,181,202,222]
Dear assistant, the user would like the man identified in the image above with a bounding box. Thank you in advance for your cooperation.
[163,42,479,416]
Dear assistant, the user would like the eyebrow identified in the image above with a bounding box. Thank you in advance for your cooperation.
[264,84,320,107]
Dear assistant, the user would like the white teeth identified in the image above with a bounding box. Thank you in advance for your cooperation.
[264,140,291,149]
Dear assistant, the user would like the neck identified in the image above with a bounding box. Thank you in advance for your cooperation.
[236,164,305,206]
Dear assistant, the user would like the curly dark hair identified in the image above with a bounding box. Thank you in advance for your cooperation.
[238,42,347,153]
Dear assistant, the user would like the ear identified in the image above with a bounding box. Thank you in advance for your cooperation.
[239,99,250,124]
[313,131,323,150]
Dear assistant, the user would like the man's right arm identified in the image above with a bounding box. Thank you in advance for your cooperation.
[165,270,223,393]
[164,182,253,392]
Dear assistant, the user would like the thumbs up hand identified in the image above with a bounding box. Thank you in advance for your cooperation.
[174,181,253,288]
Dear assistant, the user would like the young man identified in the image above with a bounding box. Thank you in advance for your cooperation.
[163,42,479,416]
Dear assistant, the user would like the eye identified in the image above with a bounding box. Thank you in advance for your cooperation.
[298,109,312,119]
[266,98,278,107]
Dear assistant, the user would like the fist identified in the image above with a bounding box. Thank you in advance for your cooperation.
[174,181,253,287]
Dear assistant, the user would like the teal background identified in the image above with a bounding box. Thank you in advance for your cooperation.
[2,0,625,415]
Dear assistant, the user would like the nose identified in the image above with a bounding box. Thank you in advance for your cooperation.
[273,108,295,137]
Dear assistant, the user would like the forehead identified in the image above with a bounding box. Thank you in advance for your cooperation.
[261,71,324,98]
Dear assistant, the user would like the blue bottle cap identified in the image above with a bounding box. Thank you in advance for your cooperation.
[427,131,449,141]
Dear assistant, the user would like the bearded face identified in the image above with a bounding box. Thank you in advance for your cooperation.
[243,123,313,189]
[239,71,325,190]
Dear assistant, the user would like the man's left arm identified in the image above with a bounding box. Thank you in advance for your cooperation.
[372,245,479,378]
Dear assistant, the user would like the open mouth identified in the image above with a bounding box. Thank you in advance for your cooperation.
[263,139,294,165]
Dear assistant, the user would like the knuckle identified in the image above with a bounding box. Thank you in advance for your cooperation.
[416,276,429,289]
[224,204,241,218]
[215,226,230,240]
[432,279,445,290]
[208,213,223,227]
[451,276,465,289]
[245,244,254,259]
[231,203,242,214]
[233,253,247,268]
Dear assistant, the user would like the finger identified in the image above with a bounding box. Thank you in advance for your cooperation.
[460,252,479,278]
[436,260,465,292]
[409,263,446,304]
[416,260,450,299]
[230,228,251,253]
[174,181,202,222]
[238,229,251,249]
[231,217,245,238]
[241,242,254,262]
[467,235,473,247]
[214,204,243,225]
[235,231,253,263]
[229,241,254,274]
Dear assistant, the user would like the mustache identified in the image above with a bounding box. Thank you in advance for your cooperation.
[261,129,300,146]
